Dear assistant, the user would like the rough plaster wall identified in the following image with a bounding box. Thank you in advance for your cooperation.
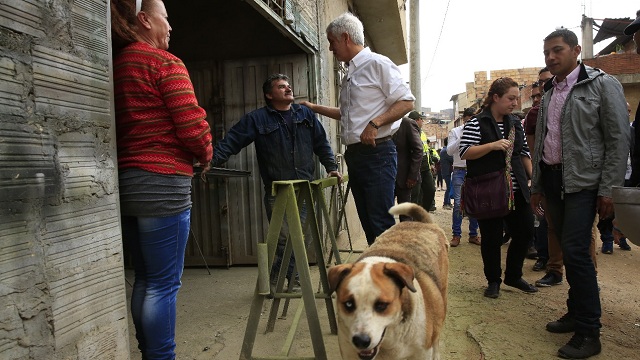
[0,1,128,359]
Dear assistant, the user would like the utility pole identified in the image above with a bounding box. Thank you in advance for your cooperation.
[581,15,594,60]
[409,0,421,110]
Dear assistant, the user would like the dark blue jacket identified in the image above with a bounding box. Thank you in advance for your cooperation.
[439,146,453,177]
[212,104,338,191]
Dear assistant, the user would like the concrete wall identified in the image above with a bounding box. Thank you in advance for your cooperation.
[0,1,128,359]
[315,0,366,244]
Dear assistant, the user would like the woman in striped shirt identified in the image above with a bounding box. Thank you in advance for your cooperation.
[459,77,537,299]
[111,0,213,358]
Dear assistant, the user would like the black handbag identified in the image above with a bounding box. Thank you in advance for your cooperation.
[461,125,515,220]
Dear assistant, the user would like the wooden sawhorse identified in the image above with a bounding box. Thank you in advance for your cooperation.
[239,180,336,360]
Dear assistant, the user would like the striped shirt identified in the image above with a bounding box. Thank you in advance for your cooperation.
[113,42,212,176]
[459,118,530,189]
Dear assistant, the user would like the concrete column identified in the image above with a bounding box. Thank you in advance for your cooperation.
[409,0,421,109]
[581,15,594,60]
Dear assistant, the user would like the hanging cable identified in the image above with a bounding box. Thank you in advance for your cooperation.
[423,0,451,85]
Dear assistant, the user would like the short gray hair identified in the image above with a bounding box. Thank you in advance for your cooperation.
[326,12,364,46]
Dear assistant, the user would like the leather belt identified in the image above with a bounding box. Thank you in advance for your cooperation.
[347,135,393,149]
[453,166,467,170]
[540,162,562,171]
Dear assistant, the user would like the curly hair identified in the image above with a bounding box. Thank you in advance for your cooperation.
[481,77,519,109]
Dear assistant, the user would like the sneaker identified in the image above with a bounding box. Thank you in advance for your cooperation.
[546,313,576,333]
[558,333,601,359]
[484,282,500,298]
[601,241,613,254]
[535,272,563,287]
[526,246,538,259]
[450,235,461,247]
[532,258,547,272]
[468,235,481,245]
[619,238,631,251]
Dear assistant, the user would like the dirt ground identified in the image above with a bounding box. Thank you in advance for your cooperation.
[125,190,640,359]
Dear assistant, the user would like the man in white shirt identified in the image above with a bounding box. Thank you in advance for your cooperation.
[447,108,480,247]
[302,12,415,244]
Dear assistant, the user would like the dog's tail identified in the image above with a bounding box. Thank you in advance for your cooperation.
[388,203,433,223]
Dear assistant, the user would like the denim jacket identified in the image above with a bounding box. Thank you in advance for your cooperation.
[212,104,338,191]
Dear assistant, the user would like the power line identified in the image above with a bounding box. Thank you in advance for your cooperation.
[423,0,452,85]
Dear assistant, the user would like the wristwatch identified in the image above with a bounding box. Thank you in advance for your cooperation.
[368,121,380,129]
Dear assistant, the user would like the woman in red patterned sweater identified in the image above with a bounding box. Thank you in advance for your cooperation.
[111,1,212,358]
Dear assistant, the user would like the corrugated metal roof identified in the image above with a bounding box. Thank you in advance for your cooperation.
[593,17,634,56]
[593,17,632,44]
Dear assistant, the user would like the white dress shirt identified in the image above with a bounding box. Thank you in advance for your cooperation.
[447,125,467,168]
[339,47,415,145]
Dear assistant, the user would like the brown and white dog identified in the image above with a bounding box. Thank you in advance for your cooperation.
[328,203,449,360]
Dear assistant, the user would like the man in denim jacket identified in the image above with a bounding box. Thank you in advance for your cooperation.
[211,74,341,291]
[530,29,628,359]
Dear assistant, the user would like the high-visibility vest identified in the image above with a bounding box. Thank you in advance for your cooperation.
[420,131,439,167]
[420,131,429,155]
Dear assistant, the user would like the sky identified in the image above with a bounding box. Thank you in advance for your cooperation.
[402,0,638,112]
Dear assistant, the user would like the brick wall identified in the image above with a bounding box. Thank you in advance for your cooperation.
[583,53,640,75]
[470,67,543,111]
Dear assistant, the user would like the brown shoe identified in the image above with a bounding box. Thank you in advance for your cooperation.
[450,235,461,247]
[468,235,481,245]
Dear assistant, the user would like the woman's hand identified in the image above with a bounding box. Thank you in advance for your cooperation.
[492,139,512,152]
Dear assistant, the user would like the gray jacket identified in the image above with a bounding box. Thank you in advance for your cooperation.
[531,64,628,198]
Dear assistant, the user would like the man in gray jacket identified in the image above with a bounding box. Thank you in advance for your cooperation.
[530,29,628,359]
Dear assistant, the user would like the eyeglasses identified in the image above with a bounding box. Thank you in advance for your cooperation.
[530,94,542,101]
[539,78,552,86]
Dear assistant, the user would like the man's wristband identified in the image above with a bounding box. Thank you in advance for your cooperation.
[368,121,380,129]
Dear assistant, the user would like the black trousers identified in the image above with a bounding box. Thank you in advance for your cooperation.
[477,190,533,284]
[419,169,436,211]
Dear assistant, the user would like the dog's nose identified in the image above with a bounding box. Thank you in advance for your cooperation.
[352,334,371,349]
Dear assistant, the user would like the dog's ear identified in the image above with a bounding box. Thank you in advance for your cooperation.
[383,263,417,293]
[327,264,352,293]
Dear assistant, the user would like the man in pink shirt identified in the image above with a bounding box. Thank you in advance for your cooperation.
[529,29,628,359]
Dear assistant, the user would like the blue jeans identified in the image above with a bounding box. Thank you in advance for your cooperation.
[122,209,191,360]
[264,193,309,282]
[345,139,397,245]
[443,172,452,205]
[597,217,614,244]
[452,168,479,237]
[541,167,601,336]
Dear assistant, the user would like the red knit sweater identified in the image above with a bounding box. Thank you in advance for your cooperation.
[114,42,212,176]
